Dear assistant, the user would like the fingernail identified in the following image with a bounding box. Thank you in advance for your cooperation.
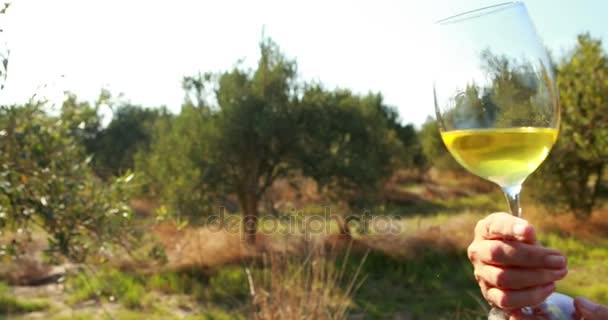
[513,223,527,237]
[544,254,565,268]
[577,297,596,314]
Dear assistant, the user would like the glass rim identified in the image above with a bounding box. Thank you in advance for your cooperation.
[435,1,522,25]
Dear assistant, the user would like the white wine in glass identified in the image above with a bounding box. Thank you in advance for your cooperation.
[441,127,557,188]
[433,2,574,319]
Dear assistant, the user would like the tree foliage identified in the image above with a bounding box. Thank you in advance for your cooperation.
[0,101,139,262]
[530,34,608,218]
[138,39,405,242]
[91,104,168,178]
[135,102,214,220]
[298,86,404,204]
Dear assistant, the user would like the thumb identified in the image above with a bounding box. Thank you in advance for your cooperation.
[574,297,608,319]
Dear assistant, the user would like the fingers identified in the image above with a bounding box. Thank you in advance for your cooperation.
[468,240,566,268]
[474,212,536,243]
[574,297,608,320]
[471,213,566,313]
[486,282,555,310]
[475,264,567,290]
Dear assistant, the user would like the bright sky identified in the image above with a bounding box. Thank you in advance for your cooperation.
[2,0,607,126]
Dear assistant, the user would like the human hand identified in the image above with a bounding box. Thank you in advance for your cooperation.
[574,297,608,319]
[468,212,568,310]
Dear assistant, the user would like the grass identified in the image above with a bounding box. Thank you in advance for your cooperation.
[0,194,507,319]
[4,185,608,320]
[66,268,147,309]
[540,233,608,304]
[66,265,250,314]
[0,282,49,316]
[435,191,503,213]
[110,309,242,320]
[35,223,608,320]
[59,241,372,319]
[63,247,366,319]
[60,244,488,320]
[46,313,96,320]
[350,249,486,319]
[44,309,239,320]
[250,245,366,320]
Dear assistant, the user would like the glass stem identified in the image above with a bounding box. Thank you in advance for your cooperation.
[502,185,522,217]
[490,184,525,320]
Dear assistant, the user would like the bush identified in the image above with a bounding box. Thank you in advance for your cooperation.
[89,104,169,178]
[0,102,140,262]
[419,119,461,171]
[135,105,216,222]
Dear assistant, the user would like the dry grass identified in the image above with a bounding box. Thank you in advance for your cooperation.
[0,256,52,285]
[247,242,367,320]
[385,170,495,205]
[521,205,608,241]
[362,212,481,259]
[152,222,257,270]
[140,169,498,274]
[0,230,53,285]
[152,222,367,271]
[265,178,322,212]
[425,169,496,194]
[148,190,488,275]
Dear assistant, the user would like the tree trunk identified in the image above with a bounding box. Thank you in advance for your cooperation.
[240,192,259,245]
[571,163,590,220]
[582,163,605,220]
[590,164,605,209]
[572,163,604,220]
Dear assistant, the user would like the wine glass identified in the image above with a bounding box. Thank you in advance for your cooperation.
[433,2,573,319]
